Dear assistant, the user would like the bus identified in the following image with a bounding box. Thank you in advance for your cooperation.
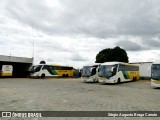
[0,65,13,77]
[98,62,139,84]
[81,63,101,82]
[151,63,160,88]
[30,64,74,78]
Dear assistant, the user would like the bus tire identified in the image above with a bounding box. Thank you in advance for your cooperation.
[62,74,65,77]
[133,77,137,81]
[41,74,45,79]
[65,74,68,77]
[117,78,121,84]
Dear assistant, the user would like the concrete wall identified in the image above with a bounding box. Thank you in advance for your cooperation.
[139,63,152,79]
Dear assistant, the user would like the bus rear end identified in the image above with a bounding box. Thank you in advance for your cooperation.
[0,65,13,77]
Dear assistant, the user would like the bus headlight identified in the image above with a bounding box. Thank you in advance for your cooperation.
[33,73,39,76]
[89,77,93,80]
[110,77,114,80]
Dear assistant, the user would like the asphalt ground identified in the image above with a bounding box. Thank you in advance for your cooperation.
[0,78,160,120]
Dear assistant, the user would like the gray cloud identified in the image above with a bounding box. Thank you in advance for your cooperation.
[116,40,146,51]
[4,0,160,38]
[1,0,160,67]
[141,39,160,48]
[70,53,88,61]
[41,42,72,52]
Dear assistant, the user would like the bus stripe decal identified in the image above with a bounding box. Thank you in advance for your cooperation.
[122,71,129,79]
[47,68,58,75]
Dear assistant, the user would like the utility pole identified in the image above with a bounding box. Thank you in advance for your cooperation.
[32,22,34,65]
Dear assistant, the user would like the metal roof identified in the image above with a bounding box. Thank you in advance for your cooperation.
[0,55,33,63]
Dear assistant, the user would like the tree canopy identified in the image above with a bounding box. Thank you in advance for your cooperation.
[95,46,129,63]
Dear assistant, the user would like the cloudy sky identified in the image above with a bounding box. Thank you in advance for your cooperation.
[0,0,160,68]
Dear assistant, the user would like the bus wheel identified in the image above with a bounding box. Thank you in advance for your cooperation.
[62,74,65,77]
[117,78,121,84]
[133,77,137,81]
[65,74,68,77]
[41,74,45,79]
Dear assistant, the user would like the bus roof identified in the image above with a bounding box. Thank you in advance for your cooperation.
[101,62,139,66]
[51,64,72,66]
[101,62,123,65]
[33,64,73,68]
[152,63,160,65]
[83,63,102,67]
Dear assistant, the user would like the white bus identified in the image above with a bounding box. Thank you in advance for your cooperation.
[98,62,139,84]
[0,65,13,77]
[30,64,74,78]
[151,63,160,88]
[81,63,101,82]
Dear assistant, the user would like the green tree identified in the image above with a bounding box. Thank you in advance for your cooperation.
[95,46,129,63]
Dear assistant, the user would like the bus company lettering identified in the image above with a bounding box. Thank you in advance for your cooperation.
[130,71,136,74]
[58,70,67,72]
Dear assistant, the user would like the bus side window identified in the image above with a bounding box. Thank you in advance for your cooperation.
[42,65,48,70]
[112,67,117,76]
[91,68,96,75]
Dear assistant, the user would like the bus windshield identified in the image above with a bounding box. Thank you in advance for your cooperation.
[152,64,160,80]
[82,66,95,77]
[99,65,117,78]
[34,65,43,72]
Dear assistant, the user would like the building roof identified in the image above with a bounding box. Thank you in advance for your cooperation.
[0,55,33,63]
[130,62,153,64]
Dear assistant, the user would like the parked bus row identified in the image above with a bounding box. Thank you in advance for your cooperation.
[81,62,160,88]
[0,64,81,78]
[1,62,160,88]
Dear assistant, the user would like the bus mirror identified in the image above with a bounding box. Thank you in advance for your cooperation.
[111,67,115,72]
[90,67,95,72]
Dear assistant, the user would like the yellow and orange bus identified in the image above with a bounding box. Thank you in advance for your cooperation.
[30,64,74,78]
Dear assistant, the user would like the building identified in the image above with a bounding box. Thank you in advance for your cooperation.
[0,55,33,77]
[130,62,153,80]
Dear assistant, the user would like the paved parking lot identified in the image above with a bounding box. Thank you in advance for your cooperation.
[0,78,160,120]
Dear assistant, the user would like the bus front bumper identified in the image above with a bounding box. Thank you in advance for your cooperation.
[98,77,116,83]
[151,82,160,88]
[30,73,40,78]
[98,79,106,83]
[83,77,97,82]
